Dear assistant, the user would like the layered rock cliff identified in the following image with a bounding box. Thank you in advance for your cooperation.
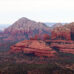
[51,22,74,40]
[10,40,57,58]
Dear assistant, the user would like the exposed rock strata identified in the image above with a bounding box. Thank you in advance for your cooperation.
[10,40,57,57]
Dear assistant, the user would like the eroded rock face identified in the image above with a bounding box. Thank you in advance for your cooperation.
[64,22,74,40]
[10,39,74,58]
[51,22,74,40]
[10,40,57,58]
[51,26,71,40]
[46,40,74,54]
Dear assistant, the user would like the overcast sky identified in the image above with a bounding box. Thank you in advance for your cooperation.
[0,0,74,24]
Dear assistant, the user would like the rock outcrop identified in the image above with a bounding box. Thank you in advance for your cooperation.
[46,40,74,54]
[64,22,74,40]
[51,22,74,40]
[10,39,74,58]
[10,40,57,58]
[51,26,71,40]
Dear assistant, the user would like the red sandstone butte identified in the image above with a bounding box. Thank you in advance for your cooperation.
[10,40,57,57]
[51,26,71,40]
[51,22,74,40]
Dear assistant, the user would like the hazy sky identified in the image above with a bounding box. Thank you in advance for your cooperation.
[0,0,74,24]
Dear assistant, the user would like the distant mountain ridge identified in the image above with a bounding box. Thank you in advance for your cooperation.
[45,23,66,27]
[45,23,56,27]
[0,24,10,31]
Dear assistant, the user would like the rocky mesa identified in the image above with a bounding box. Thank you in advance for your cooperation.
[10,40,57,58]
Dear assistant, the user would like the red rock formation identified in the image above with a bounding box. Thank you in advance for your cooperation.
[51,22,74,40]
[47,40,74,54]
[30,34,40,40]
[10,40,57,58]
[64,22,74,40]
[42,34,50,40]
[51,26,71,40]
[4,17,51,41]
[30,34,50,40]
